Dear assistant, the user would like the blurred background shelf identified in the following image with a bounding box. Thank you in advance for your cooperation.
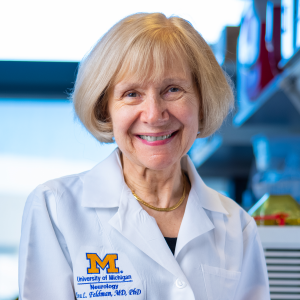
[190,0,300,207]
[234,49,300,127]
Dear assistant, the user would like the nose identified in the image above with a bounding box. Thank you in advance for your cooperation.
[140,93,169,126]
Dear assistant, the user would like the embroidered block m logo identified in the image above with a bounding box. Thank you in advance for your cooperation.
[86,253,119,274]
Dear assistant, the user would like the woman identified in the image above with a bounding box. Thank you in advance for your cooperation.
[19,13,269,300]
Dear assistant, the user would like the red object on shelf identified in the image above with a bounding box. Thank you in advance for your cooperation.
[246,22,274,101]
[254,213,289,226]
[265,4,282,76]
[238,2,282,102]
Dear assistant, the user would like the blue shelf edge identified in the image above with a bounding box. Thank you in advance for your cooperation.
[188,135,223,168]
[233,74,285,127]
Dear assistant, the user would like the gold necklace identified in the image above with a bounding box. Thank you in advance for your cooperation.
[130,174,186,212]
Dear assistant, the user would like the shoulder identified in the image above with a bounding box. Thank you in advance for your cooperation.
[23,171,89,226]
[25,149,122,215]
[28,171,87,204]
[45,171,87,197]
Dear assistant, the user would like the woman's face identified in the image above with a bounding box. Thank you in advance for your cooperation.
[108,60,200,171]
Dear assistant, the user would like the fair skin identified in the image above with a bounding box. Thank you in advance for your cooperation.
[108,60,200,237]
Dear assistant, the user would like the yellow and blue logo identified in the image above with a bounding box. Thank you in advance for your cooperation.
[86,253,119,274]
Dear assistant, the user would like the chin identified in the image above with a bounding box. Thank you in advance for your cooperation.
[141,154,179,171]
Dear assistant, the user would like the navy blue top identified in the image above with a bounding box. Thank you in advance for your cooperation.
[164,237,177,255]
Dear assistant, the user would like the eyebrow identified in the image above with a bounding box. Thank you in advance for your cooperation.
[114,76,189,91]
[162,77,189,84]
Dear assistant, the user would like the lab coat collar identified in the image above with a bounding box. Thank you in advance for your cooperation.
[82,148,125,208]
[181,154,229,215]
[82,148,229,215]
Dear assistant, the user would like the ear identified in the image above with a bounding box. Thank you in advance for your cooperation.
[194,75,203,136]
[197,101,204,138]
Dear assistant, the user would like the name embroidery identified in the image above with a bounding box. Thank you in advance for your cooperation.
[76,253,142,298]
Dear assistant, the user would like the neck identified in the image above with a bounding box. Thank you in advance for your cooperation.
[122,153,184,209]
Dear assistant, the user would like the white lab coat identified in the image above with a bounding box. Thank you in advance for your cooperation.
[19,148,270,300]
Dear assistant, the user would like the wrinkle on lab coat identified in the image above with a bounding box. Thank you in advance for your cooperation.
[19,148,270,300]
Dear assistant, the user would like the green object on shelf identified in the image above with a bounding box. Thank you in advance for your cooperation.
[249,194,300,226]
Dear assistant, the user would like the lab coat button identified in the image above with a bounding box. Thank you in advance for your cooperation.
[175,279,186,289]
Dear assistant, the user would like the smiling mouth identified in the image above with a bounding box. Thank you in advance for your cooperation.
[138,132,177,142]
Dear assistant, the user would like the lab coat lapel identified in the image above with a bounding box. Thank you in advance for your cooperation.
[109,186,188,281]
[175,187,215,257]
[175,155,229,257]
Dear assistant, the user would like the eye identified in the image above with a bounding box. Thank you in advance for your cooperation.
[126,92,138,98]
[168,87,180,93]
[163,86,185,101]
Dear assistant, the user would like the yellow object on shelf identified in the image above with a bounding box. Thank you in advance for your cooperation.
[249,194,300,226]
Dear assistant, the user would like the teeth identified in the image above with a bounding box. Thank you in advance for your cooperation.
[139,134,172,141]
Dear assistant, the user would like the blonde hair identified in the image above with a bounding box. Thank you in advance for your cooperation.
[72,13,234,143]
